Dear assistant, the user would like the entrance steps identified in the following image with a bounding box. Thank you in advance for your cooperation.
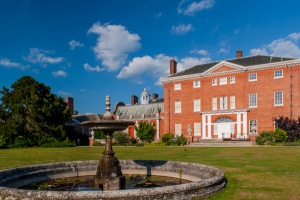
[189,139,254,146]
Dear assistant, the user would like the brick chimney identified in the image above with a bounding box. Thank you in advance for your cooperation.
[131,95,138,105]
[236,49,243,58]
[152,93,159,100]
[170,58,177,75]
[66,97,74,115]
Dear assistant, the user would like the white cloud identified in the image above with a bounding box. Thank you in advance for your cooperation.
[250,48,268,56]
[190,49,210,56]
[83,63,104,72]
[58,90,72,97]
[69,40,84,50]
[0,58,30,70]
[218,47,230,54]
[171,23,193,35]
[178,0,215,16]
[155,12,162,19]
[88,22,141,71]
[24,48,64,67]
[117,54,211,85]
[250,32,300,58]
[52,70,67,77]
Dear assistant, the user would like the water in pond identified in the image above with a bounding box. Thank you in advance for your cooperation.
[20,175,190,191]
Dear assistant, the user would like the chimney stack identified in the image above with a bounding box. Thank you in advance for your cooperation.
[152,93,159,100]
[131,95,138,105]
[236,49,243,58]
[66,97,74,115]
[170,58,177,75]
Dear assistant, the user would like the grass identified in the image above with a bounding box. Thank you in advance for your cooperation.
[1,146,300,200]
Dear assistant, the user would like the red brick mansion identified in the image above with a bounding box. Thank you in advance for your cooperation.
[68,50,300,142]
[162,50,300,141]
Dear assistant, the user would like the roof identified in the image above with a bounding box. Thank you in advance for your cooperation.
[115,102,164,117]
[169,55,295,78]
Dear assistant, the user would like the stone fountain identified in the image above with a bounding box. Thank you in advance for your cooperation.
[81,95,134,190]
[0,95,226,199]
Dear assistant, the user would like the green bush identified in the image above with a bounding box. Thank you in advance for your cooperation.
[175,134,187,146]
[94,131,105,139]
[161,133,175,143]
[256,129,287,146]
[113,132,129,145]
[92,141,102,146]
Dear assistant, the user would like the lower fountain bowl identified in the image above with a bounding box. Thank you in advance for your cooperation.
[0,160,226,200]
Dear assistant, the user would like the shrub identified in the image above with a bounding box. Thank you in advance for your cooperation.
[273,116,300,142]
[94,131,105,139]
[113,132,129,145]
[135,121,156,143]
[256,129,287,145]
[175,134,187,146]
[161,133,175,143]
[92,141,102,146]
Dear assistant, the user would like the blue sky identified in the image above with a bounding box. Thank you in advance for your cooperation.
[1,0,300,114]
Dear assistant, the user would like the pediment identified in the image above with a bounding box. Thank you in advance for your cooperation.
[203,61,246,75]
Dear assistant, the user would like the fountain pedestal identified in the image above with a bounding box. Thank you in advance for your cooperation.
[94,131,125,190]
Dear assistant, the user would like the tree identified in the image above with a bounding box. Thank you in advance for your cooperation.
[0,76,71,147]
[134,121,156,143]
[273,116,300,142]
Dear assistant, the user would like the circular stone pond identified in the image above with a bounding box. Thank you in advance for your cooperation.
[0,160,226,200]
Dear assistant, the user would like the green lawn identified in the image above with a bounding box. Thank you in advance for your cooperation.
[1,146,300,200]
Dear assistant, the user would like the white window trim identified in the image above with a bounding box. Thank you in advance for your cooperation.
[212,97,217,110]
[249,120,258,135]
[274,91,283,106]
[230,76,235,84]
[219,77,227,85]
[230,95,235,109]
[212,78,217,86]
[193,80,200,88]
[194,99,201,112]
[249,93,257,108]
[175,101,181,113]
[249,73,257,81]
[274,69,283,79]
[174,83,181,90]
[175,123,182,136]
[220,96,227,110]
[194,122,201,136]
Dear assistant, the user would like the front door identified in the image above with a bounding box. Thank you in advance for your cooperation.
[214,117,235,139]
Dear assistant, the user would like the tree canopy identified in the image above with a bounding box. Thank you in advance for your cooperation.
[134,121,156,142]
[0,76,71,147]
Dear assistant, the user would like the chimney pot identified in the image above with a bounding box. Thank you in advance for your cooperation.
[236,49,243,58]
[170,58,177,75]
[131,95,138,105]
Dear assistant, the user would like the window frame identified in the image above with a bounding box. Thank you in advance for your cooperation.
[193,80,200,88]
[212,97,217,110]
[194,122,201,136]
[219,77,227,85]
[194,99,201,112]
[220,96,227,110]
[175,123,182,136]
[175,101,181,113]
[274,91,283,106]
[249,73,257,81]
[274,69,283,79]
[249,120,258,135]
[230,76,235,84]
[174,83,181,90]
[249,93,257,108]
[230,95,235,109]
[212,78,217,86]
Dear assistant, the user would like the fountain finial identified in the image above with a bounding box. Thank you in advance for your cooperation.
[103,95,113,120]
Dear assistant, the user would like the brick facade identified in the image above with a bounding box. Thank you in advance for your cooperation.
[162,52,300,140]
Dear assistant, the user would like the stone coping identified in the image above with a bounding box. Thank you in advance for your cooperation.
[0,160,226,200]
